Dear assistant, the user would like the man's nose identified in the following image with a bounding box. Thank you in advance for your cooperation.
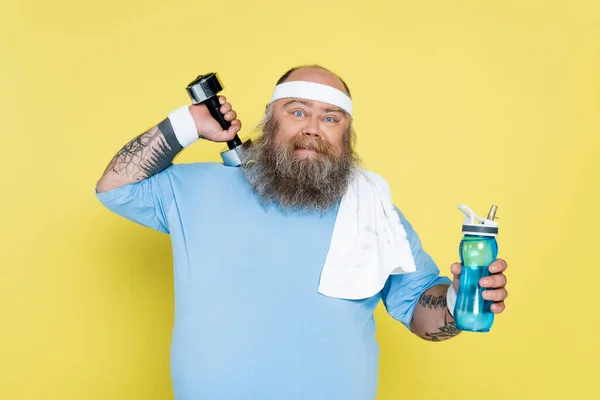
[302,115,320,137]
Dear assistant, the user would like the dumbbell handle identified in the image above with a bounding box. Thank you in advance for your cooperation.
[203,96,243,150]
[186,72,243,151]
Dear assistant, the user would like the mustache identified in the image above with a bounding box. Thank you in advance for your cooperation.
[287,134,335,156]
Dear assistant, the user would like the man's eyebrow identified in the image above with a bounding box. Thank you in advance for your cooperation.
[322,107,344,114]
[283,99,312,108]
[282,99,345,114]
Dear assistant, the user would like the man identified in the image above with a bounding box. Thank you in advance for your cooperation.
[95,65,508,399]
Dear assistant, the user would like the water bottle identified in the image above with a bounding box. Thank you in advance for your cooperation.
[453,204,499,332]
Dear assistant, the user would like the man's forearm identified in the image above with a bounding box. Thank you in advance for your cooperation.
[96,118,184,193]
[410,284,461,342]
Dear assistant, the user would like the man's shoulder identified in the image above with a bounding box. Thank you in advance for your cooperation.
[165,162,246,194]
[167,161,239,179]
[358,167,406,216]
[357,168,394,197]
[359,168,388,184]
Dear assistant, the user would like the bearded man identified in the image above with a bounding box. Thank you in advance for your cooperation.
[95,65,508,400]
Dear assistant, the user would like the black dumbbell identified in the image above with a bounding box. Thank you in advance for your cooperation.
[186,73,250,166]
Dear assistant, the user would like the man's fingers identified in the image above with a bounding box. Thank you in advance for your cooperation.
[491,301,505,314]
[489,258,508,274]
[227,120,241,135]
[480,274,506,288]
[220,102,232,114]
[450,263,461,293]
[450,262,462,278]
[224,110,237,122]
[482,288,508,302]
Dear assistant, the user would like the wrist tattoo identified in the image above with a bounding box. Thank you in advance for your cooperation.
[106,118,183,181]
[424,310,460,342]
[418,293,448,309]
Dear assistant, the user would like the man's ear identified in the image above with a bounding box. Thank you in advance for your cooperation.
[265,103,270,113]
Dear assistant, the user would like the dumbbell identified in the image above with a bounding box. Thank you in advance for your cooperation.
[186,72,251,167]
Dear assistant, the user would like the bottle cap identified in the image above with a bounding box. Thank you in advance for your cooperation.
[458,204,499,237]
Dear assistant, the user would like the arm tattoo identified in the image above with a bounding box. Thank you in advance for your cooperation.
[104,118,184,181]
[424,310,460,342]
[418,293,447,309]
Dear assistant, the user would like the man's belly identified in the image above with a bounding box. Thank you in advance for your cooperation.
[168,295,380,400]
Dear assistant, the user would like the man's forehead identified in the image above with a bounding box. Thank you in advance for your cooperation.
[282,98,345,113]
[270,82,353,117]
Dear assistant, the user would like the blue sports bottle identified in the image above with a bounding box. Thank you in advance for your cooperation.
[453,204,499,332]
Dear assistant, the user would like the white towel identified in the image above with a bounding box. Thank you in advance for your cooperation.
[317,169,417,300]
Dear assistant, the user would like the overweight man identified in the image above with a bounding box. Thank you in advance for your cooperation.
[95,65,508,399]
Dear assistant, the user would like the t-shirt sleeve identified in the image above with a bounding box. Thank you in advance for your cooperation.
[94,166,176,234]
[381,207,453,330]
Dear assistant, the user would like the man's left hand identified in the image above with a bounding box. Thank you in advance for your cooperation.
[450,259,508,314]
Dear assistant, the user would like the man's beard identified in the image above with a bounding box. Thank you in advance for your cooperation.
[240,111,361,213]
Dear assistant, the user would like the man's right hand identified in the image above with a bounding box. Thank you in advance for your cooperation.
[190,96,242,142]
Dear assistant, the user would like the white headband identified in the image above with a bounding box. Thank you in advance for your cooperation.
[270,80,353,117]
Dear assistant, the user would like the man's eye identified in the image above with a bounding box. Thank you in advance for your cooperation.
[325,116,336,123]
[294,110,305,117]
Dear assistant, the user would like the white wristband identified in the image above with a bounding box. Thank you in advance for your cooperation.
[446,285,457,316]
[168,105,199,148]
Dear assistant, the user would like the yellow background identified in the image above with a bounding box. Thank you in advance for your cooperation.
[1,0,598,399]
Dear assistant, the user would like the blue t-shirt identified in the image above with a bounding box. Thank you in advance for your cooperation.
[95,162,451,400]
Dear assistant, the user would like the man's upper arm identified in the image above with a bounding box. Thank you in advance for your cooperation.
[381,207,453,329]
[94,166,176,234]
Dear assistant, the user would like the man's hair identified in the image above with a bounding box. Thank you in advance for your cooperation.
[275,64,352,98]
